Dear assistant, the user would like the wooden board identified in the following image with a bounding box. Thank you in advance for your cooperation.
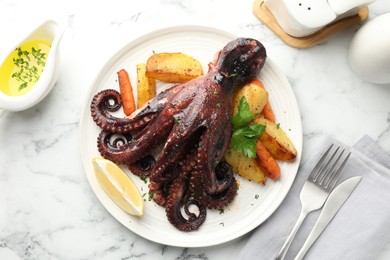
[253,0,369,48]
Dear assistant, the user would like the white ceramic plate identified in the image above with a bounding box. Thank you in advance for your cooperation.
[79,25,302,247]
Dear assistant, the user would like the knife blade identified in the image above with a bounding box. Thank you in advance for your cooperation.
[294,176,362,260]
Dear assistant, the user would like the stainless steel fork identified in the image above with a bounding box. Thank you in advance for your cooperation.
[275,144,351,260]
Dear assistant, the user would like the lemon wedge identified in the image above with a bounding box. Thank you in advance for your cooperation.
[92,157,144,216]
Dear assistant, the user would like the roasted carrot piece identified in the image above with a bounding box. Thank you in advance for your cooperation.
[117,69,136,116]
[262,99,276,122]
[251,79,276,122]
[255,141,281,180]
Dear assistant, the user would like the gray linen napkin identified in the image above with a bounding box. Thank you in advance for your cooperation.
[237,135,390,260]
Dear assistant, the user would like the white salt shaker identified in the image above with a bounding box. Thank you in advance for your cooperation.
[348,13,390,84]
[264,0,377,37]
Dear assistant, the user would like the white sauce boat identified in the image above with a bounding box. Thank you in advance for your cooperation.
[0,19,64,118]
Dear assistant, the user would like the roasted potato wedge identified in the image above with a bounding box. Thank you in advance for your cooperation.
[137,63,156,108]
[224,147,266,184]
[249,79,276,122]
[255,117,297,161]
[145,52,204,83]
[232,80,268,117]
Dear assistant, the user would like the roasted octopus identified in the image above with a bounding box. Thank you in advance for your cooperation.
[90,38,267,231]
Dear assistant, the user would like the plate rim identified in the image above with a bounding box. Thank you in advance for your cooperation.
[79,24,303,248]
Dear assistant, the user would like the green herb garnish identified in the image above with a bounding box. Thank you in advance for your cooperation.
[148,191,154,201]
[231,96,266,158]
[11,46,47,91]
[173,116,180,124]
[140,175,148,184]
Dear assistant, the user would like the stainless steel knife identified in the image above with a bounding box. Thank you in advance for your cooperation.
[294,176,362,260]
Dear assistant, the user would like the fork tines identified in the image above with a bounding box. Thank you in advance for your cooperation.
[309,143,351,190]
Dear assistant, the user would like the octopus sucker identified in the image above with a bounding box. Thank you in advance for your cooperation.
[90,37,267,231]
[127,154,156,177]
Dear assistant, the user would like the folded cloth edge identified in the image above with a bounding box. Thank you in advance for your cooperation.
[237,135,390,260]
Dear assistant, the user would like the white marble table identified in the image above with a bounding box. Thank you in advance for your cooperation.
[1,0,389,259]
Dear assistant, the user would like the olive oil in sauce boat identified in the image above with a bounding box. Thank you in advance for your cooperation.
[0,19,64,118]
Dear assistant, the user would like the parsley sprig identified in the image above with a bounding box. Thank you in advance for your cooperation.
[231,96,266,158]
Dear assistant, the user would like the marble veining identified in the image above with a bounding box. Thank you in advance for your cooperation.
[1,0,390,259]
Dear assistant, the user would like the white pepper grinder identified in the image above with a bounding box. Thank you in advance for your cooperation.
[348,13,390,84]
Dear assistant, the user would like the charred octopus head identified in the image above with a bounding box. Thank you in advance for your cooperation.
[90,38,266,231]
[215,38,266,88]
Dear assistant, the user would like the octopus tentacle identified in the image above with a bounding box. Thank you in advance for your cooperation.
[97,116,173,164]
[149,178,174,207]
[151,143,199,207]
[90,89,151,133]
[213,121,233,161]
[165,175,207,231]
[194,125,234,195]
[150,123,203,182]
[129,89,170,118]
[190,165,238,209]
[201,180,238,210]
[127,155,156,177]
[97,131,132,165]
